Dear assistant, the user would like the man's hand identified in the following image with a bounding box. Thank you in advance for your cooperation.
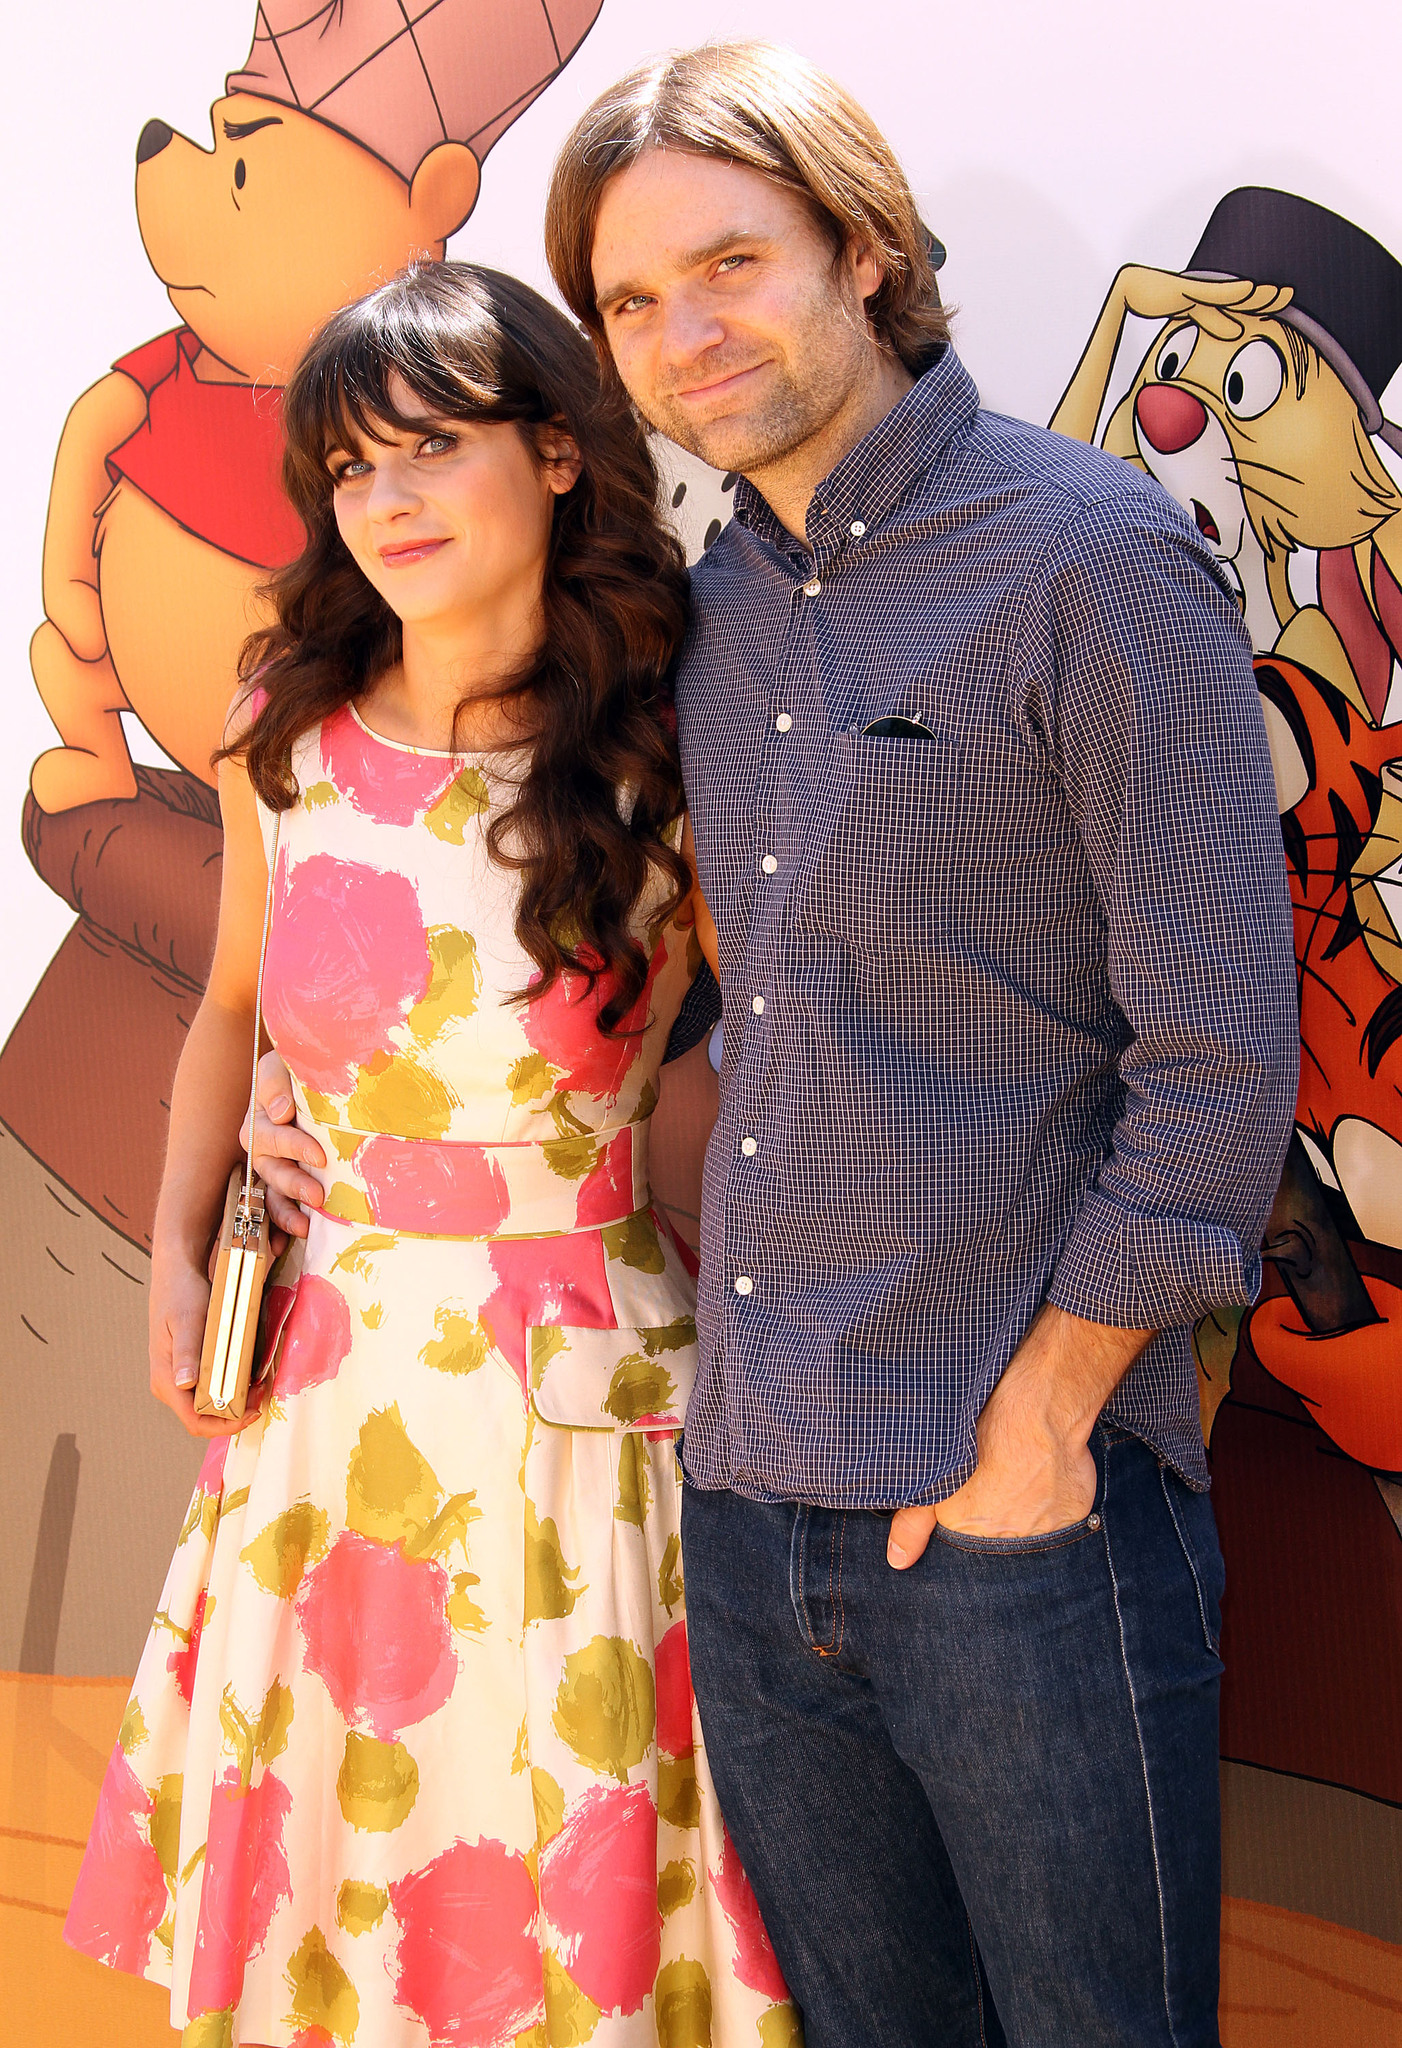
[240,1049,326,1240]
[887,1305,1153,1568]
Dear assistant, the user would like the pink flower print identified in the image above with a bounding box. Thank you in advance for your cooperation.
[660,1209,701,1284]
[359,1137,510,1238]
[262,851,430,1097]
[186,1767,294,2017]
[711,1829,789,2001]
[390,1837,544,2047]
[321,704,462,825]
[167,1586,210,1706]
[297,1532,457,1737]
[259,1277,300,1374]
[519,934,669,1106]
[64,1751,167,1972]
[275,1274,353,1397]
[197,1435,232,1495]
[480,1230,613,1394]
[539,1783,660,2017]
[653,1621,695,1760]
[573,1128,636,1230]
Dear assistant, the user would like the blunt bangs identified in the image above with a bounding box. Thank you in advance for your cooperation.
[281,268,552,505]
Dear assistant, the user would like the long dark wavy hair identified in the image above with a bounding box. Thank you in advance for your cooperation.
[227,261,691,1033]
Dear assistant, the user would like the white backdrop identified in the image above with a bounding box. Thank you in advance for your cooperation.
[4,0,1398,1040]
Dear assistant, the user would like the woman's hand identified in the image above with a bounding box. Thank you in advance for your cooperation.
[240,1049,326,1240]
[148,1246,269,1439]
[680,815,720,979]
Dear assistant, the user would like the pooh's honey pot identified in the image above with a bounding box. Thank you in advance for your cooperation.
[1,0,602,1678]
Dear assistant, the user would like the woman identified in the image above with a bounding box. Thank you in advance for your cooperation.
[65,263,793,2048]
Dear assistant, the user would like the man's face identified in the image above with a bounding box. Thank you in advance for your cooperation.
[591,149,884,475]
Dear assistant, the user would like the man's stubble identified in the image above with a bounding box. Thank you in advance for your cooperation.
[632,264,879,485]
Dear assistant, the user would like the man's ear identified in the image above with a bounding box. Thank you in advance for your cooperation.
[847,236,887,313]
[408,143,481,245]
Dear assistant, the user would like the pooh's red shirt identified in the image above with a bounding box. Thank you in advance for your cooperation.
[1249,654,1402,1468]
[107,328,304,569]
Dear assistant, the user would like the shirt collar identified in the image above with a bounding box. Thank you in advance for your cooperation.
[731,345,980,555]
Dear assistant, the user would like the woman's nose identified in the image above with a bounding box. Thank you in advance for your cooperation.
[366,458,420,515]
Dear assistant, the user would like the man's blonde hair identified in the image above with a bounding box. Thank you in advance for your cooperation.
[545,40,950,374]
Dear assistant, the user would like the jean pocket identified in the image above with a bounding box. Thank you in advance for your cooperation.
[932,1511,1099,1557]
[1159,1467,1225,1656]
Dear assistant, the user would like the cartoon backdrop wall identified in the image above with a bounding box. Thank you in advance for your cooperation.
[2,1,1398,2039]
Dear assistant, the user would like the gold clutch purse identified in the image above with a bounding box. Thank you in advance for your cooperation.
[194,1165,274,1419]
[194,813,282,1421]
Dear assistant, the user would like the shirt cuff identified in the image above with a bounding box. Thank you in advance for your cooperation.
[1045,1188,1262,1332]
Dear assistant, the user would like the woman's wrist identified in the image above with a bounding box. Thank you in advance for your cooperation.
[152,1188,222,1275]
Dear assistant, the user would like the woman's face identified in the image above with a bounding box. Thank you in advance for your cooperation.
[327,372,580,636]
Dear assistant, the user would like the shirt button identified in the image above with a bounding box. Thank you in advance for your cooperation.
[734,1274,754,1296]
[803,578,821,597]
[752,995,765,1014]
[850,520,866,537]
[740,1136,758,1156]
[760,854,778,874]
[774,712,793,733]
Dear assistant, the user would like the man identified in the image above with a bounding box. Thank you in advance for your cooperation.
[544,41,1295,2048]
[252,41,1295,2045]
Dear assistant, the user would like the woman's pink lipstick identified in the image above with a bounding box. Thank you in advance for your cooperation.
[377,538,449,566]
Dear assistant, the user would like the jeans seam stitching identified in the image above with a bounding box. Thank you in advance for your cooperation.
[966,1912,989,2047]
[936,1524,1091,1556]
[832,1510,847,1657]
[792,1505,814,1654]
[813,1511,837,1654]
[1159,1466,1219,1657]
[1103,1507,1182,2048]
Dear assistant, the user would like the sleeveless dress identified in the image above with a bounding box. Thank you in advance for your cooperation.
[65,705,798,2048]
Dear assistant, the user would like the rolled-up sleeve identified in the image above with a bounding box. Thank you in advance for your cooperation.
[1025,492,1299,1331]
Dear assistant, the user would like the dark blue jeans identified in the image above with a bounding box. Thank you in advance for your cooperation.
[682,1426,1225,2047]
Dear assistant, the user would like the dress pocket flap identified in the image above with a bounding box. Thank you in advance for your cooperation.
[530,1320,698,1432]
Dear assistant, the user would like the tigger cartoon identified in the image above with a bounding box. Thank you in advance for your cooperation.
[1055,186,1402,1826]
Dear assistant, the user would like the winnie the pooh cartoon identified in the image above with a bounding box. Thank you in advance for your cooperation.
[0,0,602,1687]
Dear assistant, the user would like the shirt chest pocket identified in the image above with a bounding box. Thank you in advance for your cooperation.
[797,730,968,944]
[529,1322,697,1432]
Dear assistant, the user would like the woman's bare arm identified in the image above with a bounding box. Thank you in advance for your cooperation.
[680,813,719,980]
[148,748,273,1437]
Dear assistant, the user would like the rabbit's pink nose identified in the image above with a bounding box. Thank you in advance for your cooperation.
[1136,382,1208,454]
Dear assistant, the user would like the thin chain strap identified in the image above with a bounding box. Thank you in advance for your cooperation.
[241,809,281,1207]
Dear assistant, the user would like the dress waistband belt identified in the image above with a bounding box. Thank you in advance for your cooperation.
[310,1118,652,1240]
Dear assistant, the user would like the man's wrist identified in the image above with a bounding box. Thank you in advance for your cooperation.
[994,1304,1154,1447]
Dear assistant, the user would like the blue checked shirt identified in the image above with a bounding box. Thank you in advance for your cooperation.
[676,347,1297,1508]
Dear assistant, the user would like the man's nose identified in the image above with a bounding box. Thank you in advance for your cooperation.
[1135,383,1208,455]
[136,119,174,164]
[658,294,728,367]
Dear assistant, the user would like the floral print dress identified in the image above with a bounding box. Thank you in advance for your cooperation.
[65,705,798,2048]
